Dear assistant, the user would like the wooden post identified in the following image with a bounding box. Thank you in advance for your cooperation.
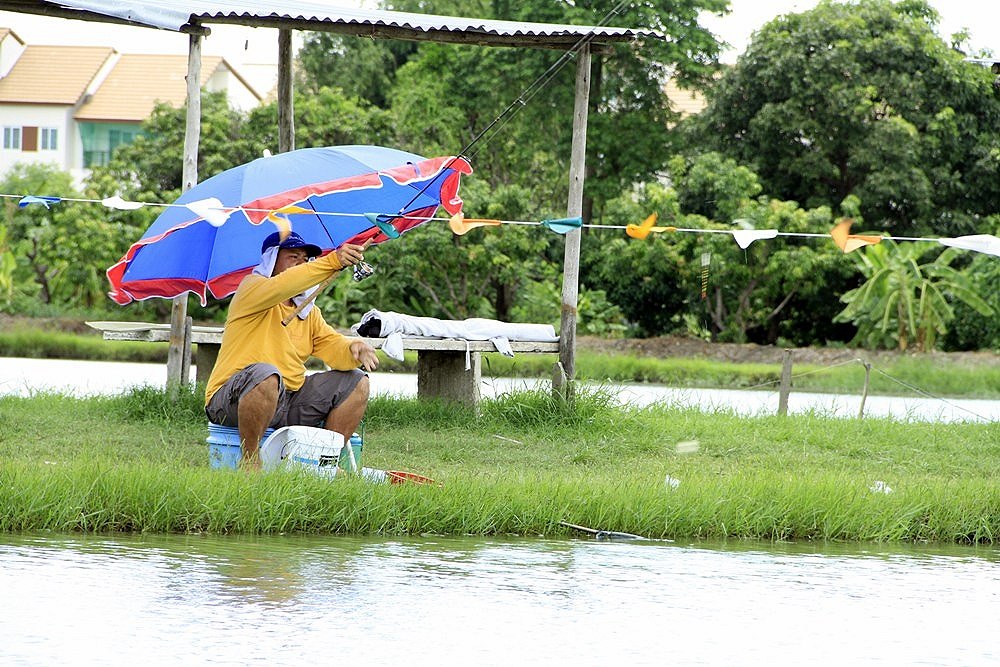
[167,32,202,396]
[278,28,294,153]
[182,315,193,381]
[777,348,793,416]
[858,361,872,419]
[555,44,590,402]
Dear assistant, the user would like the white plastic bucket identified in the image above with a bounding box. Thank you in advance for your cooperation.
[260,426,344,478]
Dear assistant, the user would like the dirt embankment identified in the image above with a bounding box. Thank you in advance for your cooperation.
[576,335,998,367]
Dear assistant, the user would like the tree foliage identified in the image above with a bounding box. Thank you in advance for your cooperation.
[584,154,856,345]
[686,0,1000,236]
[1,164,118,309]
[7,0,997,352]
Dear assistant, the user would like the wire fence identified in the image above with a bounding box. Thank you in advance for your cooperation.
[739,354,992,422]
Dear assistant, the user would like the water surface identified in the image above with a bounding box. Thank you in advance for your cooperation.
[1,533,997,666]
[3,357,997,422]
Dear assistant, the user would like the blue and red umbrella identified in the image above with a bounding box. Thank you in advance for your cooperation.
[107,145,472,305]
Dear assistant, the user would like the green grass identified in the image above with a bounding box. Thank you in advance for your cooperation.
[0,327,168,363]
[1,386,997,543]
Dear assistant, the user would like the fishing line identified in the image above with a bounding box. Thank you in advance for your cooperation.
[395,0,632,214]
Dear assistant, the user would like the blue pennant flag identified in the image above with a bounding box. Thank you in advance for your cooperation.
[540,216,583,235]
[364,212,401,239]
[18,195,62,209]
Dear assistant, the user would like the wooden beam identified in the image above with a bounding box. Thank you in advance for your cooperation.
[201,16,616,52]
[555,44,590,401]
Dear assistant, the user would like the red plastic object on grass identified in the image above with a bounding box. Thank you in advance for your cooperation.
[386,470,436,485]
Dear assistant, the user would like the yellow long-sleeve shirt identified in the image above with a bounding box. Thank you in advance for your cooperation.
[205,252,359,404]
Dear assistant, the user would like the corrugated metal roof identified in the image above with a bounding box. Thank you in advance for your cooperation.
[0,44,113,104]
[74,53,227,122]
[4,2,664,46]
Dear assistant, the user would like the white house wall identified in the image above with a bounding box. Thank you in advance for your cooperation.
[206,68,259,113]
[0,103,73,179]
[0,37,25,78]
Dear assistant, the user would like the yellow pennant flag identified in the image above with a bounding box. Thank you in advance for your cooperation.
[274,205,312,216]
[626,213,676,240]
[449,212,502,236]
[831,218,882,253]
[265,205,312,240]
[266,211,292,240]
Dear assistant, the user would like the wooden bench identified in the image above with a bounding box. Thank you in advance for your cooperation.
[86,321,560,406]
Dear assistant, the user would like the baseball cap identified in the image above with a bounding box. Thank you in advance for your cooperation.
[260,231,321,258]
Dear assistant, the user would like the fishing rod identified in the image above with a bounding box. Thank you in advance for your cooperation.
[281,242,374,326]
[288,2,634,314]
[394,0,632,215]
[559,521,644,541]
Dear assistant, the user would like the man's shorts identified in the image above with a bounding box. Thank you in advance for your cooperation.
[205,363,366,428]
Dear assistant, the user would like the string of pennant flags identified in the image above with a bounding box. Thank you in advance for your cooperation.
[8,193,1000,258]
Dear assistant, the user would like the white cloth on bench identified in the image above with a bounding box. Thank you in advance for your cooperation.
[351,310,557,367]
[352,309,558,341]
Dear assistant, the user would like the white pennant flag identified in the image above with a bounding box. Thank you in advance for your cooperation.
[101,195,144,210]
[938,234,1000,258]
[186,197,232,227]
[732,229,778,249]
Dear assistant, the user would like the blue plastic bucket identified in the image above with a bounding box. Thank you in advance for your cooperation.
[207,423,274,469]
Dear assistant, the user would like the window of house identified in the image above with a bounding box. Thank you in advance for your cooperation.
[108,129,136,151]
[3,126,21,150]
[41,128,58,151]
[80,122,143,168]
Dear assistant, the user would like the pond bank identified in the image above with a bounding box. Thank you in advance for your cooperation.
[1,388,997,543]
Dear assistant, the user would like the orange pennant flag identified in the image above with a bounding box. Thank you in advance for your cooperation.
[449,212,502,236]
[830,218,882,253]
[626,213,676,240]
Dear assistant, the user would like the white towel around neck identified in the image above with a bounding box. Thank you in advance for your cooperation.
[252,246,320,320]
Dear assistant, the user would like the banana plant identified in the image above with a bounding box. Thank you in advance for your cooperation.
[836,239,994,351]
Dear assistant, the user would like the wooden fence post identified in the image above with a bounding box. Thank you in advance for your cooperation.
[858,361,872,419]
[777,349,793,416]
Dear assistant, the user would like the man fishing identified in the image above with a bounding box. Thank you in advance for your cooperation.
[205,231,378,470]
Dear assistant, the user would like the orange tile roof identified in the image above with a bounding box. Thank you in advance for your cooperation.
[0,28,25,45]
[0,45,114,104]
[75,54,229,122]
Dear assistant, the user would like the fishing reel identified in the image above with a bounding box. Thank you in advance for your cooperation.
[353,260,376,282]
